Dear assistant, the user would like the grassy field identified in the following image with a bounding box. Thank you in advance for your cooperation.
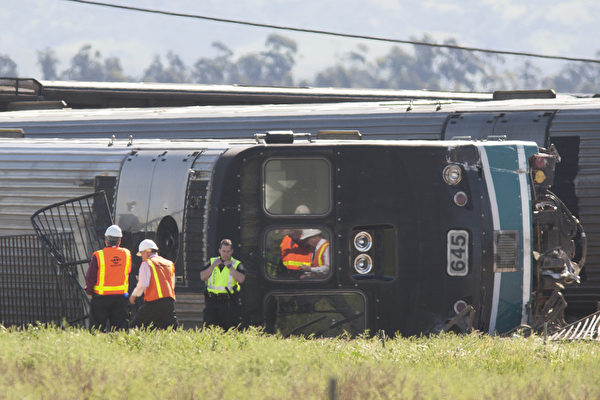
[1,325,599,400]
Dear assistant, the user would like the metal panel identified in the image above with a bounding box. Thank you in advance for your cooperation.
[190,148,227,246]
[146,150,200,233]
[114,151,159,233]
[444,113,496,139]
[115,149,212,234]
[575,136,600,273]
[444,111,553,146]
[0,141,129,236]
[549,109,600,310]
[549,109,600,137]
[491,111,553,146]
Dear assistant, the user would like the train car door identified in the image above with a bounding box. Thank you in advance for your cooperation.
[115,149,200,279]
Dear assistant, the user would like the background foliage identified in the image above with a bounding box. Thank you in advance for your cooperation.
[3,34,600,92]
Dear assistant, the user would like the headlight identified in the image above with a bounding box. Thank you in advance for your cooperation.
[353,231,373,252]
[354,254,373,274]
[443,164,462,185]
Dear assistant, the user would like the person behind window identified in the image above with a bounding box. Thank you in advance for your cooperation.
[200,238,246,329]
[298,229,330,278]
[280,229,312,274]
[279,205,313,277]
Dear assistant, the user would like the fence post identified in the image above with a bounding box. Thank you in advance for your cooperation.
[328,377,338,400]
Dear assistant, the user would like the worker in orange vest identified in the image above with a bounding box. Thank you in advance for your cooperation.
[279,205,312,278]
[129,239,178,329]
[84,224,132,331]
[280,229,312,273]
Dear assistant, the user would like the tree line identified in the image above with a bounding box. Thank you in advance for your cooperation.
[2,33,600,93]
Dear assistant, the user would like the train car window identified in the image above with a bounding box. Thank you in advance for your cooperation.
[263,158,331,215]
[264,228,332,281]
[264,291,366,337]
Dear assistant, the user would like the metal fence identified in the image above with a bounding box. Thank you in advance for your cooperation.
[31,191,111,268]
[0,192,112,326]
[0,234,87,326]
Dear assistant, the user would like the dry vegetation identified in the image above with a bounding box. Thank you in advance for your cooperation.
[1,325,599,399]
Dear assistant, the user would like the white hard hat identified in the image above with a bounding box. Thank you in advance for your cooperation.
[300,229,322,240]
[294,204,311,214]
[137,239,158,256]
[104,225,123,238]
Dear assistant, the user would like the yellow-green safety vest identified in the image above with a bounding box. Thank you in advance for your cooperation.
[207,257,242,294]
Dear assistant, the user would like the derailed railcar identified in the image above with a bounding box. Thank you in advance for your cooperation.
[0,135,584,335]
[108,134,584,335]
[194,135,581,335]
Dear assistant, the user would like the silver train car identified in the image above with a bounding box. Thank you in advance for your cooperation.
[0,92,599,316]
[0,134,584,335]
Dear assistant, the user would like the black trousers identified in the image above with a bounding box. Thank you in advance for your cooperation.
[130,297,179,330]
[89,294,129,332]
[203,297,241,330]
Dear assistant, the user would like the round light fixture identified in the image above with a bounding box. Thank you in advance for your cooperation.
[353,231,373,252]
[443,164,462,185]
[534,170,546,184]
[453,300,468,314]
[453,191,468,207]
[354,254,373,274]
[533,155,548,169]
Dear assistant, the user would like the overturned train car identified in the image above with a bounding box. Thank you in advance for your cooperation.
[0,135,584,335]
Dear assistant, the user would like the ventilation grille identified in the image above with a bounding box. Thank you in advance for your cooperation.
[494,230,519,272]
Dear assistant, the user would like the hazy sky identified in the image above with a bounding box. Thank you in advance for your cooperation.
[2,0,599,82]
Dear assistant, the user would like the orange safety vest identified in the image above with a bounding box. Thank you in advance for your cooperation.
[280,235,312,270]
[144,255,176,302]
[311,240,329,268]
[93,247,131,295]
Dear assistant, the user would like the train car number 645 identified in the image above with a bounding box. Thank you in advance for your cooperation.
[447,230,469,277]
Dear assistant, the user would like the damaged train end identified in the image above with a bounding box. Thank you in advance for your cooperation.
[0,134,585,336]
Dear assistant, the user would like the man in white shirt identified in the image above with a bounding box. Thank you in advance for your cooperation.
[298,229,330,277]
[129,239,178,329]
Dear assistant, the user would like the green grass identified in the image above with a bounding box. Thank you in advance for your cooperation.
[1,325,599,399]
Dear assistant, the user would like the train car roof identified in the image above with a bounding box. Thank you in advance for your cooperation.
[39,79,495,101]
[1,94,599,141]
[0,136,538,150]
[0,94,599,122]
[0,78,494,110]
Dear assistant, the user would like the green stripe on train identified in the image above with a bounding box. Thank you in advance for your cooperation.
[485,143,536,333]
